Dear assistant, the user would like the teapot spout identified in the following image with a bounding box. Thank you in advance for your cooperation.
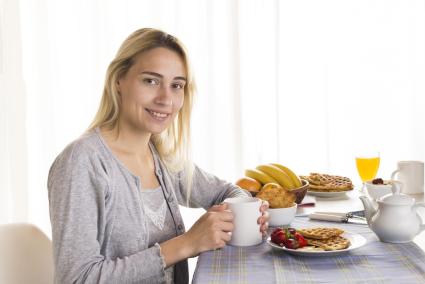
[359,196,377,225]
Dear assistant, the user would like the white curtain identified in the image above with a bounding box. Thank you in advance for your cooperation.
[2,0,425,241]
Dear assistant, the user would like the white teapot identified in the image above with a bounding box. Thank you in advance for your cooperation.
[359,182,425,243]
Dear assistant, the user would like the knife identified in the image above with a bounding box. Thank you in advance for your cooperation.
[314,211,366,220]
[308,212,368,225]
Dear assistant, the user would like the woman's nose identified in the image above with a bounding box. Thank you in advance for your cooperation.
[155,85,173,106]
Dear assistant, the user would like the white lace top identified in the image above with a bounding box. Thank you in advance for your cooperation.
[140,186,176,284]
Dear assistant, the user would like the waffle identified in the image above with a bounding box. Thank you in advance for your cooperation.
[297,227,344,239]
[300,173,353,192]
[305,236,351,251]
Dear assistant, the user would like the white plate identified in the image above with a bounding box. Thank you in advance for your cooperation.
[307,190,352,198]
[267,231,367,256]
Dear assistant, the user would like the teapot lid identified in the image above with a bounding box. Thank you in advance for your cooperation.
[379,193,415,206]
[378,181,414,205]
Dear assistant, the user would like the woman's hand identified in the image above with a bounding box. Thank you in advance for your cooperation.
[184,204,234,256]
[257,200,269,236]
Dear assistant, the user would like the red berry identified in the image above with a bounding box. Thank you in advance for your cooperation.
[295,232,308,248]
[271,228,283,237]
[283,238,299,249]
[271,231,286,245]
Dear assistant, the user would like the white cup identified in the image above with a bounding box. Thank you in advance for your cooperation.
[224,197,262,247]
[391,161,424,194]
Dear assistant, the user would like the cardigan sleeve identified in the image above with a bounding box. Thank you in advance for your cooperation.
[48,141,167,284]
[175,164,251,209]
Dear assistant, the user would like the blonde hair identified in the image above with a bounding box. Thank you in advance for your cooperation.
[89,28,195,200]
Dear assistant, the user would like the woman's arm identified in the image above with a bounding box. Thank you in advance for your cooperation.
[176,165,250,209]
[48,142,168,283]
[160,204,233,265]
[174,165,269,238]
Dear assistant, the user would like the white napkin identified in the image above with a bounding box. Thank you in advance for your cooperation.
[299,195,315,207]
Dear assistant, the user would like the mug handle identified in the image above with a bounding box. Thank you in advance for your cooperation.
[391,181,403,194]
[391,169,400,180]
[413,202,425,232]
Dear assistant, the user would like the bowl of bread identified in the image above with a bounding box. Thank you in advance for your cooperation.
[236,163,309,203]
[255,181,309,226]
[235,163,309,226]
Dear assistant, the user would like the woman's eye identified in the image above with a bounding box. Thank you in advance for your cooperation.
[172,83,185,89]
[143,78,159,85]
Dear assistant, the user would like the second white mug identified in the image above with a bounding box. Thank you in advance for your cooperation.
[391,161,424,195]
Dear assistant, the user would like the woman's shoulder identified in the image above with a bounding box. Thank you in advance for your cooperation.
[51,129,109,169]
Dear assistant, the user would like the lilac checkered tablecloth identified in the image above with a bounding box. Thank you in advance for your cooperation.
[192,217,425,283]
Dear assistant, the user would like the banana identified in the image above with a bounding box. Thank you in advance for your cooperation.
[256,164,295,189]
[271,163,302,188]
[245,169,278,185]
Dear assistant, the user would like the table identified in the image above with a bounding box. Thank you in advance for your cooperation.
[192,191,425,283]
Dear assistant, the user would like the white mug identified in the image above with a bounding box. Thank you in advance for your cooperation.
[391,161,424,194]
[224,197,262,247]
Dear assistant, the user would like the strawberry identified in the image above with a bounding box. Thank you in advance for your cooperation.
[271,228,283,237]
[287,228,296,235]
[272,228,306,249]
[271,230,286,246]
[294,232,308,248]
[283,238,299,249]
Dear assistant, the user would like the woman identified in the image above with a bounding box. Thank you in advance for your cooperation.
[48,28,269,284]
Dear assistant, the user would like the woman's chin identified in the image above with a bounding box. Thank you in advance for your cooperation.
[145,123,171,135]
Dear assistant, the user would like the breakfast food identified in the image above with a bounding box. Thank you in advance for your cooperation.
[271,227,351,251]
[372,178,384,185]
[371,178,391,185]
[256,183,296,208]
[305,235,350,251]
[297,227,345,240]
[300,173,353,192]
[245,169,278,185]
[270,163,302,188]
[271,228,308,249]
[239,163,308,205]
[256,164,295,189]
[245,163,302,190]
[235,177,262,193]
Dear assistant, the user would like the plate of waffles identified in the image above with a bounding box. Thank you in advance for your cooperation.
[301,173,354,198]
[267,227,367,256]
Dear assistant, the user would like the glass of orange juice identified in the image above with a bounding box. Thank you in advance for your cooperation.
[355,152,380,191]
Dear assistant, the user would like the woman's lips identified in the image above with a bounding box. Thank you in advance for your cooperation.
[146,109,170,121]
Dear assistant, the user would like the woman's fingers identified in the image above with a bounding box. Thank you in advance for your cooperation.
[257,211,270,224]
[209,203,228,212]
[218,210,233,222]
[259,200,269,212]
[260,222,268,233]
[220,231,232,242]
[262,210,270,221]
[257,205,270,234]
[217,220,234,232]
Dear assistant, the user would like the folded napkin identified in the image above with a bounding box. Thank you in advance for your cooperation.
[298,195,315,207]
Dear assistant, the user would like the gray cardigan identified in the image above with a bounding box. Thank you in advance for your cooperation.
[47,129,249,284]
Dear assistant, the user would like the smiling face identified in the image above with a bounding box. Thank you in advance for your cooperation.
[117,47,186,135]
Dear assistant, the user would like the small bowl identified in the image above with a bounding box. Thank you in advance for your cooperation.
[291,179,309,204]
[365,180,393,200]
[268,202,297,226]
